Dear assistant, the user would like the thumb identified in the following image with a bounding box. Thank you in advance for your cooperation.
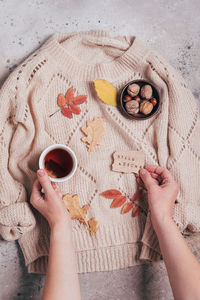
[139,168,156,191]
[37,169,55,196]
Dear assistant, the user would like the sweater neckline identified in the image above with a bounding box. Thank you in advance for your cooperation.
[42,31,150,81]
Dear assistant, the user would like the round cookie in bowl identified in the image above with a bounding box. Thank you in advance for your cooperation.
[119,80,160,120]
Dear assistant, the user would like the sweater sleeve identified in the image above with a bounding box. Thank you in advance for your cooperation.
[147,51,200,232]
[140,51,200,261]
[0,75,36,241]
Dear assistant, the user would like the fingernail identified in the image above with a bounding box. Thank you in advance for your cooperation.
[37,169,45,177]
[140,168,146,175]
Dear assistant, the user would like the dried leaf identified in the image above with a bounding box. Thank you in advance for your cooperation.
[93,80,117,106]
[73,95,87,105]
[65,88,74,104]
[53,87,87,119]
[63,193,89,225]
[57,94,67,107]
[132,206,140,217]
[82,204,90,214]
[100,189,122,199]
[121,202,133,214]
[110,195,126,208]
[81,117,106,152]
[69,103,81,114]
[61,107,73,118]
[88,218,98,236]
[131,189,143,202]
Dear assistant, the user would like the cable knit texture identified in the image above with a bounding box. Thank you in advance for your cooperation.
[0,30,199,273]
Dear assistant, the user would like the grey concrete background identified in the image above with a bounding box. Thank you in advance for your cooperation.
[0,0,200,299]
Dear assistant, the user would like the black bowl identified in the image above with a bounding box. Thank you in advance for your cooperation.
[119,80,160,120]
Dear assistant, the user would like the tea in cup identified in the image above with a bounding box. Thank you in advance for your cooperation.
[39,144,77,182]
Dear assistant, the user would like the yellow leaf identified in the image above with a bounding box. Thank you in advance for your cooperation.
[93,80,117,107]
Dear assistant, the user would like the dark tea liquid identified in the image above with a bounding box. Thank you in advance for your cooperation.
[44,148,73,178]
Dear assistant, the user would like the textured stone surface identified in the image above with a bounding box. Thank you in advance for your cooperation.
[0,0,200,299]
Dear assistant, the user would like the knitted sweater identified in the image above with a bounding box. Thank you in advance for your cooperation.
[0,30,199,274]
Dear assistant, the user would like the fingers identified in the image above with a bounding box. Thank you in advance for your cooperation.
[30,179,43,208]
[144,165,174,183]
[37,169,55,197]
[135,174,145,188]
[51,182,57,190]
[135,171,161,189]
[136,165,175,190]
[150,172,159,179]
[31,179,42,199]
[51,182,62,197]
[139,168,157,190]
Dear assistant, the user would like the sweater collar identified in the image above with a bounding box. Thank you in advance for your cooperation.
[41,31,150,81]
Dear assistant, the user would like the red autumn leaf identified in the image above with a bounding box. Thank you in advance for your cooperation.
[69,103,81,115]
[100,189,122,199]
[131,189,143,202]
[65,88,74,104]
[57,94,67,107]
[73,95,87,105]
[110,195,126,208]
[132,206,140,217]
[61,107,73,118]
[121,202,133,214]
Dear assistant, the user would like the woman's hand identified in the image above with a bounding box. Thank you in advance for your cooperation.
[136,165,178,231]
[136,166,200,300]
[31,170,81,300]
[30,169,71,230]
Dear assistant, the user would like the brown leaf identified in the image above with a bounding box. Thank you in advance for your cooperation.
[57,94,67,107]
[121,202,133,214]
[110,195,126,208]
[100,189,122,199]
[63,193,89,225]
[131,189,143,202]
[69,103,81,115]
[61,107,73,118]
[132,206,140,217]
[65,88,74,104]
[88,218,98,236]
[73,95,87,105]
[81,117,106,152]
[82,204,90,214]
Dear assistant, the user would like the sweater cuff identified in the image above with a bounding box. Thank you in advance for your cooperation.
[139,242,162,261]
[139,212,162,261]
[0,202,36,240]
[18,215,50,268]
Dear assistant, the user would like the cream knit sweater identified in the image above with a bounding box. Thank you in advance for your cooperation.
[0,31,200,273]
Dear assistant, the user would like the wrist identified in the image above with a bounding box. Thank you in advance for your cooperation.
[50,218,72,233]
[50,221,73,243]
[150,213,174,234]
